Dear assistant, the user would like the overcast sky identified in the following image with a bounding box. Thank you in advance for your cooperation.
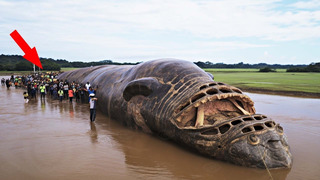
[1,0,320,64]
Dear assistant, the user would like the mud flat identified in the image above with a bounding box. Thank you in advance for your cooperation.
[0,78,319,179]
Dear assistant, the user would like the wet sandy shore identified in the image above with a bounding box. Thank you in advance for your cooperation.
[0,78,320,180]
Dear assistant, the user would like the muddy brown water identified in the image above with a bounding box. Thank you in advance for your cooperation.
[1,78,319,180]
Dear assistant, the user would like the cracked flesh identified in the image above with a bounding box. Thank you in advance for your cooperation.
[176,94,255,128]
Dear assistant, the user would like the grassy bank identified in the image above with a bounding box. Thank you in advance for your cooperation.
[0,70,31,75]
[205,68,286,72]
[205,68,320,97]
[0,67,79,76]
[60,67,80,72]
[1,67,319,98]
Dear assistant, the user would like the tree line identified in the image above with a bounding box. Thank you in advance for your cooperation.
[286,62,320,72]
[0,55,61,71]
[194,61,320,72]
[0,54,319,72]
[0,54,140,71]
[194,61,307,69]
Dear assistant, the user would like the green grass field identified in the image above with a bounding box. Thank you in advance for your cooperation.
[204,68,287,72]
[0,70,31,75]
[60,67,79,71]
[205,69,320,94]
[1,67,319,96]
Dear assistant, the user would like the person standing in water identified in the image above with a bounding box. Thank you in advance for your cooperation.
[68,87,74,102]
[40,84,46,100]
[89,93,98,122]
[31,86,37,100]
[5,79,11,89]
[58,88,64,102]
[63,82,69,99]
[86,86,98,103]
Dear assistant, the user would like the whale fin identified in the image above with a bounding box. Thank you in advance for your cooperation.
[123,77,160,101]
[207,72,214,80]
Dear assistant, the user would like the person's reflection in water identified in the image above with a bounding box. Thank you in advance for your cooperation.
[69,103,74,119]
[89,122,98,144]
[41,99,45,112]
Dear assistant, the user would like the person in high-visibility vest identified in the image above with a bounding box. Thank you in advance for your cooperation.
[40,84,46,100]
[58,89,64,102]
[23,91,29,103]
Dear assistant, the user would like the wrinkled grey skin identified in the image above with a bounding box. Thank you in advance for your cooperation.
[58,59,292,169]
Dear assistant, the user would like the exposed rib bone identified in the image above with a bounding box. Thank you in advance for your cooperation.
[195,104,204,127]
[229,99,250,115]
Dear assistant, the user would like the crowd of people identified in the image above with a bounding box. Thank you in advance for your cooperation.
[2,72,99,122]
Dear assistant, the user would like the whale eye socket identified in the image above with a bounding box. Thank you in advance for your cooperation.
[248,134,260,145]
[123,78,160,101]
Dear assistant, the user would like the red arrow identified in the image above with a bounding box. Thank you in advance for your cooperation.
[10,30,43,69]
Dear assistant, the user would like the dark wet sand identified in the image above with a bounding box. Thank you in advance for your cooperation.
[0,78,319,180]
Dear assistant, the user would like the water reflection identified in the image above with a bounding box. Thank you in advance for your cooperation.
[89,122,98,144]
[41,100,45,112]
[99,116,290,180]
[69,103,74,119]
[1,77,319,180]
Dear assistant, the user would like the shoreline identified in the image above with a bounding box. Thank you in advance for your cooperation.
[241,87,320,99]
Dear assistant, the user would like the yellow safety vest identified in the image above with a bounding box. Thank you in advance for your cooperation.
[58,90,64,96]
[40,86,45,93]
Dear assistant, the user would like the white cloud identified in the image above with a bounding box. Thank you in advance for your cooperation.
[194,41,270,52]
[0,0,319,63]
[290,0,320,9]
[2,0,320,40]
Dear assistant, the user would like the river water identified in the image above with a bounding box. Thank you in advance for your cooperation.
[0,78,319,180]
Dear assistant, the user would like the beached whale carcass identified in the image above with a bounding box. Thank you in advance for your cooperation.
[58,59,292,169]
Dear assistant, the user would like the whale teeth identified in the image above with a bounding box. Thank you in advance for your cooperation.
[195,104,204,127]
[175,91,256,129]
[176,116,182,122]
[229,99,250,115]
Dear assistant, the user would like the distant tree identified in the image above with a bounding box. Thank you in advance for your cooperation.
[5,64,16,71]
[287,62,320,72]
[70,61,82,67]
[99,60,113,64]
[15,61,33,71]
[306,62,320,72]
[41,59,61,71]
[55,59,72,67]
[259,67,276,72]
[194,61,206,68]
